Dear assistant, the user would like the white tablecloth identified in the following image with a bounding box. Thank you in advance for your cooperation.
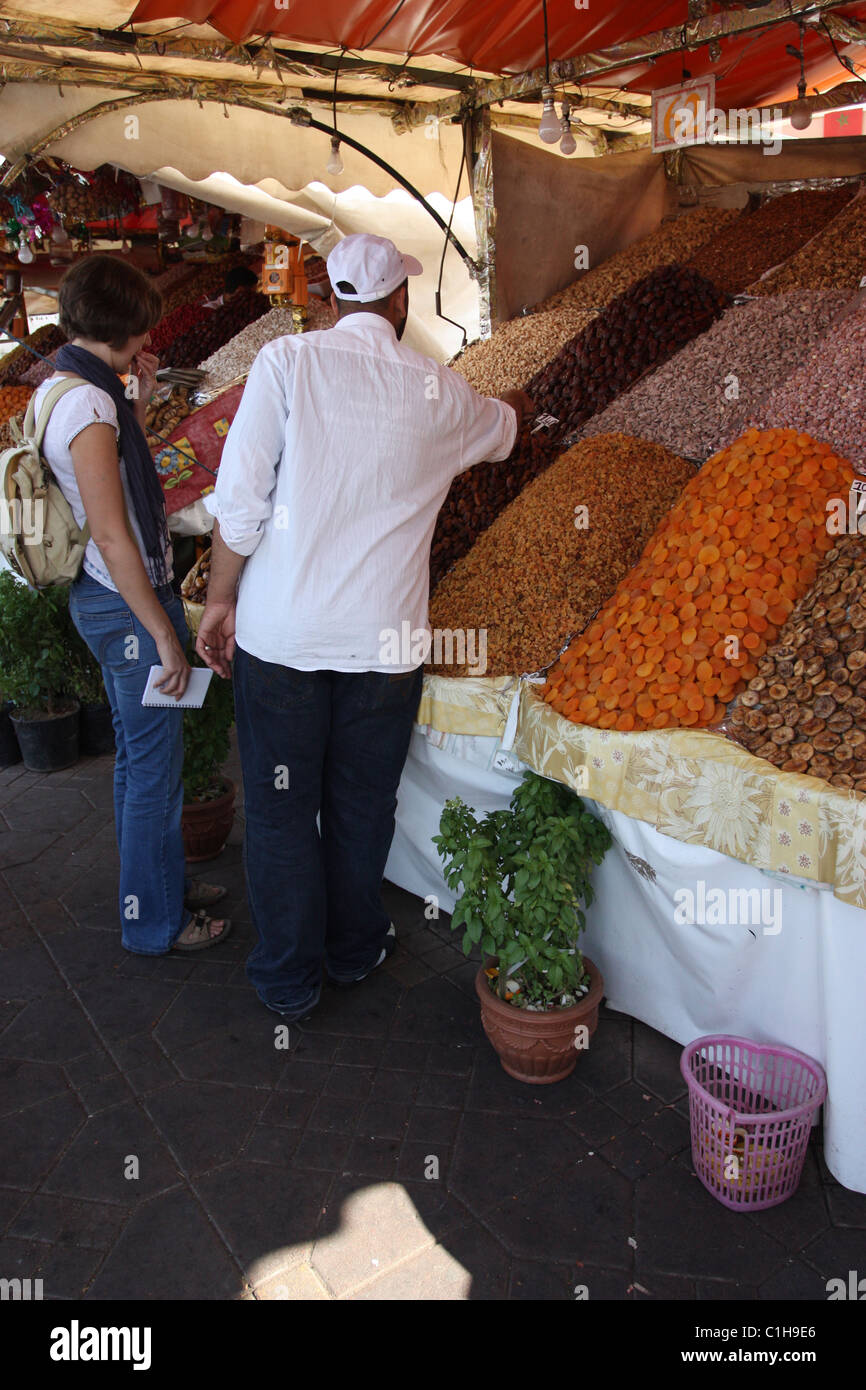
[386,727,866,1193]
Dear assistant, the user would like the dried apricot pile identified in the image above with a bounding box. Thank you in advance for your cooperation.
[542,428,853,731]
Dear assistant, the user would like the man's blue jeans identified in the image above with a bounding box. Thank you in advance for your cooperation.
[232,645,423,1015]
[69,570,189,955]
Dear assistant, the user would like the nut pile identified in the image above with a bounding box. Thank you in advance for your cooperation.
[580,291,847,461]
[0,324,65,385]
[198,307,302,388]
[528,264,728,437]
[726,535,866,792]
[161,289,271,368]
[181,548,210,605]
[747,190,866,294]
[542,429,852,731]
[450,307,599,396]
[745,305,866,470]
[686,187,856,295]
[428,435,694,678]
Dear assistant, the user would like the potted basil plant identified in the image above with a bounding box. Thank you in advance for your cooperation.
[0,571,79,772]
[434,770,612,1084]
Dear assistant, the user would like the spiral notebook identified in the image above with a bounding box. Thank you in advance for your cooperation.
[141,666,213,708]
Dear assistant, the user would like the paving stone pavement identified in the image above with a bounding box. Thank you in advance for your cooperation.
[1,736,864,1302]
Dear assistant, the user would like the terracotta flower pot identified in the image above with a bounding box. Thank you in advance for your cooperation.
[475,957,605,1085]
[182,777,236,862]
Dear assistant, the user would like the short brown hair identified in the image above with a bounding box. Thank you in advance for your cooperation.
[59,254,162,349]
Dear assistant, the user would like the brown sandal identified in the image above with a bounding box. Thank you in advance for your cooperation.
[184,881,228,911]
[172,909,232,952]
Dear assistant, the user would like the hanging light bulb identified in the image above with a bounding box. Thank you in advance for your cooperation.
[538,84,561,143]
[708,39,721,64]
[327,136,344,175]
[559,101,577,155]
[17,237,33,264]
[201,221,213,242]
[790,80,812,130]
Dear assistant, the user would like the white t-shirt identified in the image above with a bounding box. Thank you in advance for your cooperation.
[205,313,517,673]
[33,375,173,591]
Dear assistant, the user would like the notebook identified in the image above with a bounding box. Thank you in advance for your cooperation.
[141,665,214,708]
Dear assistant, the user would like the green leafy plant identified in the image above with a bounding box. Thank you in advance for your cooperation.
[182,644,234,803]
[434,770,612,1011]
[0,571,78,716]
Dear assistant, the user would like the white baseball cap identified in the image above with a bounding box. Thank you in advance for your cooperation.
[327,233,422,303]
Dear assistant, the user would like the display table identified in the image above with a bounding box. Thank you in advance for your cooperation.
[386,714,866,1193]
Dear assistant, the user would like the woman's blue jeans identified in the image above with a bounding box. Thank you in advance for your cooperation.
[69,570,189,955]
[233,645,423,1015]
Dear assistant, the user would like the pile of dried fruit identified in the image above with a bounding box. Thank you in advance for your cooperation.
[149,302,210,357]
[542,429,853,731]
[146,389,192,444]
[431,264,726,586]
[181,548,210,605]
[726,535,866,792]
[159,255,252,315]
[0,384,33,426]
[427,435,694,678]
[0,323,65,385]
[686,186,856,295]
[449,207,737,395]
[580,291,847,461]
[745,304,866,469]
[161,288,270,368]
[747,190,866,294]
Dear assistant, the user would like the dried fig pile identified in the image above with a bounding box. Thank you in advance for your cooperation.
[727,535,866,791]
[686,186,856,295]
[427,435,694,679]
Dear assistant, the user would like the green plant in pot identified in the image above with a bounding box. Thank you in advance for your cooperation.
[181,645,236,861]
[64,618,117,757]
[0,570,80,771]
[434,770,612,1084]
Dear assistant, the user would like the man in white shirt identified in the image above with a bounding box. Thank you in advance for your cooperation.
[197,233,532,1022]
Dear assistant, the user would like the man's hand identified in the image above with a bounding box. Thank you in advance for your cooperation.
[499,389,535,432]
[196,599,236,680]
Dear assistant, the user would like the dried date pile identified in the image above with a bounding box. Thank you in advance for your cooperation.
[747,190,866,294]
[686,186,856,295]
[580,291,846,461]
[427,435,694,679]
[161,289,271,369]
[727,535,866,792]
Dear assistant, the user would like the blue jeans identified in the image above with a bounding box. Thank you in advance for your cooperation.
[233,646,423,1014]
[69,570,190,955]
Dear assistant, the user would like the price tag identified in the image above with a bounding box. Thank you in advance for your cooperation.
[531,412,560,434]
[860,275,866,288]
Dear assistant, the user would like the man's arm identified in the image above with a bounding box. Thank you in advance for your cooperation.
[195,519,244,678]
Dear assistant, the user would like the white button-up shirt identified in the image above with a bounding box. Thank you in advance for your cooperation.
[205,313,517,672]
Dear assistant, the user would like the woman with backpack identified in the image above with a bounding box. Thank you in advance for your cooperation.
[32,254,230,954]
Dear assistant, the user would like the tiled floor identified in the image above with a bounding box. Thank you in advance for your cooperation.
[1,736,864,1300]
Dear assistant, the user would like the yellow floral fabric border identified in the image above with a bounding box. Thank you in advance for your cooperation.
[419,674,866,912]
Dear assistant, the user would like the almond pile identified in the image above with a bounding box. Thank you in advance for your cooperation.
[727,534,866,792]
[747,190,866,294]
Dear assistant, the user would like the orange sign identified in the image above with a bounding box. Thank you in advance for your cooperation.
[652,77,716,152]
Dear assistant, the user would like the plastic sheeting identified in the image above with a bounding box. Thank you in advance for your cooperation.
[386,728,866,1193]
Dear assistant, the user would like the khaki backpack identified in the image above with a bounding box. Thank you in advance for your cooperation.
[0,377,91,588]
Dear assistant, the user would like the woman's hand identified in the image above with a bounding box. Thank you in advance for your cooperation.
[131,349,160,405]
[154,628,192,699]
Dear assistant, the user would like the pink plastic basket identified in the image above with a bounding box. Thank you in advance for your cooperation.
[680,1035,826,1211]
